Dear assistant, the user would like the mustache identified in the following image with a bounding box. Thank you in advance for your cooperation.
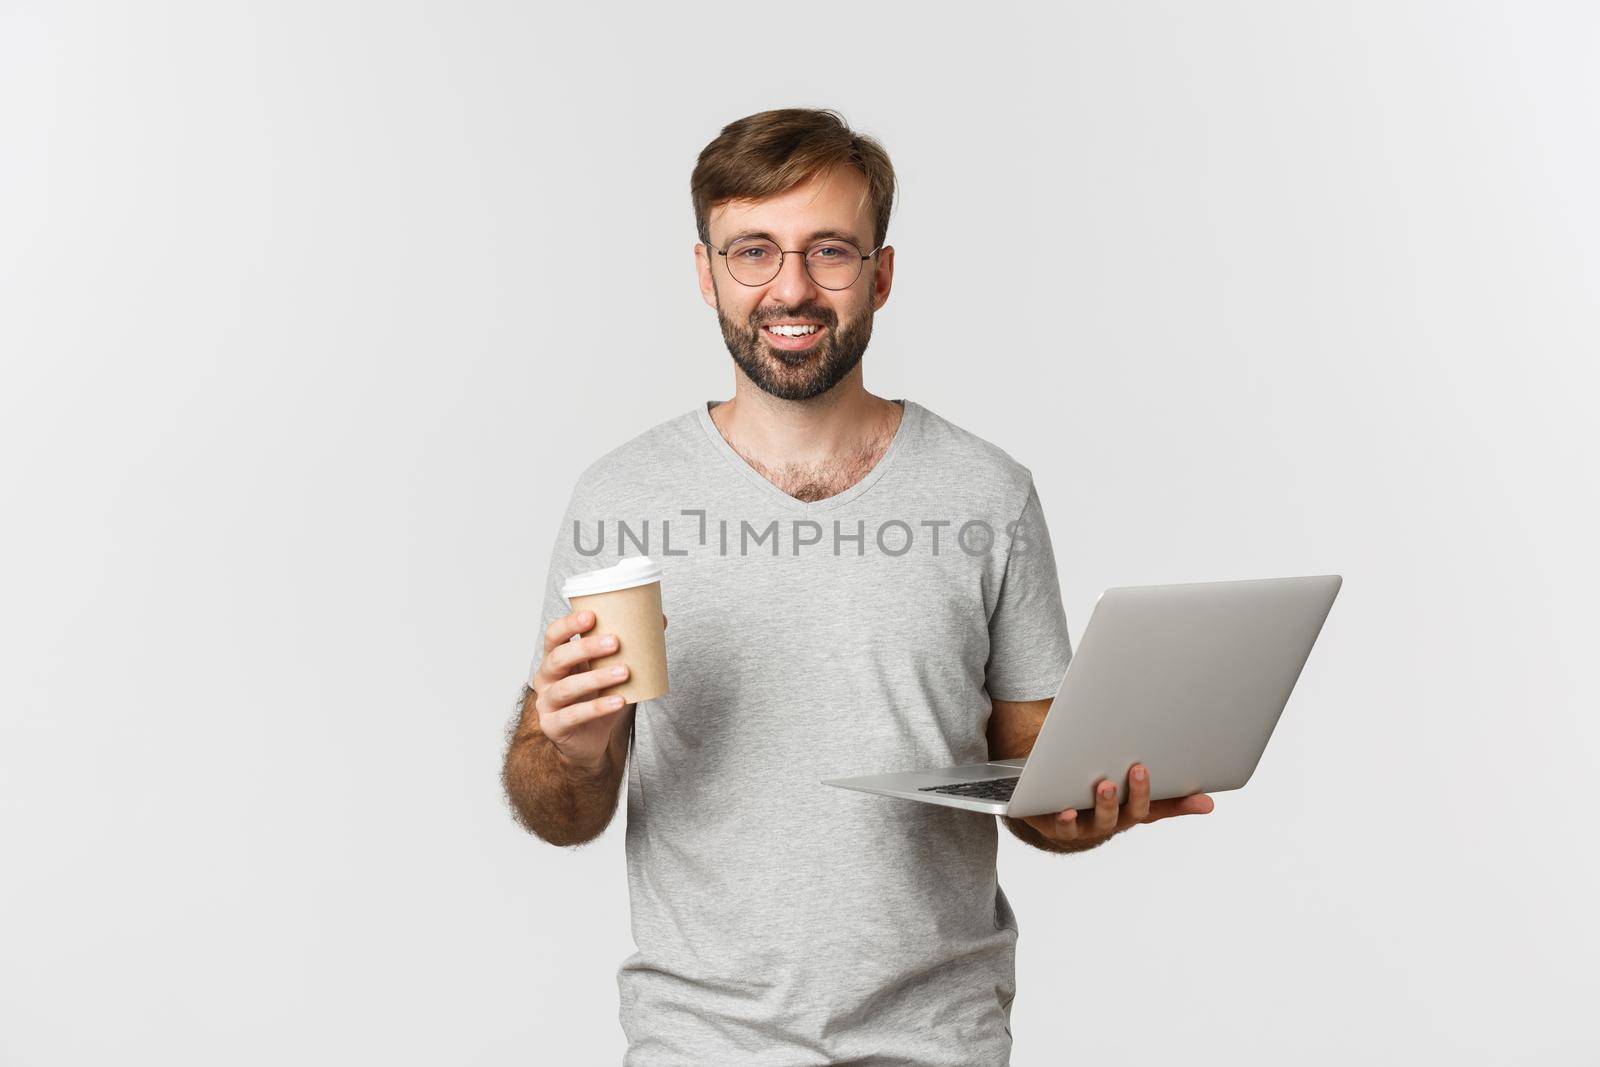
[752,313,834,329]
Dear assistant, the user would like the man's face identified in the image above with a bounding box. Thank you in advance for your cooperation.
[696,167,895,401]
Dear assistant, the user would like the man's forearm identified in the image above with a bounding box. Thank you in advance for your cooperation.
[502,686,628,847]
[1001,815,1106,855]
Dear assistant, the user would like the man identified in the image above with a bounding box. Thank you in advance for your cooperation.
[502,107,1213,1065]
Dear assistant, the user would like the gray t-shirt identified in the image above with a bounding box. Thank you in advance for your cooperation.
[535,398,1074,1065]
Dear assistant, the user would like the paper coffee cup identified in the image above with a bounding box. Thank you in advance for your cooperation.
[561,556,669,704]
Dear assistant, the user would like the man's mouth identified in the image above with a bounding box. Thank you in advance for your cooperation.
[761,323,827,351]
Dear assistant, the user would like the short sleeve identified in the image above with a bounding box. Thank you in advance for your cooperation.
[983,479,1074,701]
[526,476,597,686]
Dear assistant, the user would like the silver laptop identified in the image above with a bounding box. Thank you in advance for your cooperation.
[822,574,1342,818]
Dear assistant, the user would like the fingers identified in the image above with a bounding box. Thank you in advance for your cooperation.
[1017,769,1211,848]
[1057,808,1080,840]
[539,608,663,684]
[1126,763,1151,824]
[532,631,621,696]
[1022,768,1142,845]
[547,630,619,676]
[542,691,629,739]
[1091,778,1119,836]
[1113,764,1212,826]
[539,662,630,715]
[1021,777,1117,844]
[544,608,596,654]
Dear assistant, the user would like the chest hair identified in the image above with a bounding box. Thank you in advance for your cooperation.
[727,422,898,503]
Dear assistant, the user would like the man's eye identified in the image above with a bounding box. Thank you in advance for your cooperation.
[736,247,769,259]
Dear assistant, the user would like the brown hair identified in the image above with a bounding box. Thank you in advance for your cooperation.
[690,108,898,252]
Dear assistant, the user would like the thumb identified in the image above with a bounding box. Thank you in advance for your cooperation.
[662,613,669,630]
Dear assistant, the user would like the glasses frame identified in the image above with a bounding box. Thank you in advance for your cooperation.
[707,236,883,290]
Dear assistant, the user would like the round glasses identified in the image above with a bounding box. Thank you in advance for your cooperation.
[709,236,882,290]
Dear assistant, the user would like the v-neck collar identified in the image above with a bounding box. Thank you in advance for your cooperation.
[694,398,922,514]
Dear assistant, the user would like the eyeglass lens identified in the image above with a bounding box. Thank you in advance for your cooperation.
[725,239,865,289]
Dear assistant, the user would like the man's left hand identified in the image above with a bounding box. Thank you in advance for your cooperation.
[1020,763,1214,847]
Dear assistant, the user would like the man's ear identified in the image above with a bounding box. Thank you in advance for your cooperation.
[694,244,719,311]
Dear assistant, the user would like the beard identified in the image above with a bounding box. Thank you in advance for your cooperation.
[714,294,875,402]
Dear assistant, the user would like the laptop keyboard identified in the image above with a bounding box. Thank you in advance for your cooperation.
[917,776,1019,802]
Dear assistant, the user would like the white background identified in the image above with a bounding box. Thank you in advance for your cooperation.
[3,2,1596,1064]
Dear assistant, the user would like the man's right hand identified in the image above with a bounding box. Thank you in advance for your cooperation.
[529,608,665,774]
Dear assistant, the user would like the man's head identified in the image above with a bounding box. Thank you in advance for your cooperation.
[692,109,897,402]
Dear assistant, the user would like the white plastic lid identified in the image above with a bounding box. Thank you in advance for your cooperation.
[561,555,663,601]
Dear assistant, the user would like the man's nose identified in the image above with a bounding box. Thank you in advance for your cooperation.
[767,250,821,302]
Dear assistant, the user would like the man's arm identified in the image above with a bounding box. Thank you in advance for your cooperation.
[987,695,1107,854]
[501,684,634,847]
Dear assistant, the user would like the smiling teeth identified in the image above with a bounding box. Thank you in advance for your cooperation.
[767,324,820,336]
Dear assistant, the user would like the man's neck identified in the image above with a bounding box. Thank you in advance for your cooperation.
[708,378,904,504]
[710,381,900,471]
